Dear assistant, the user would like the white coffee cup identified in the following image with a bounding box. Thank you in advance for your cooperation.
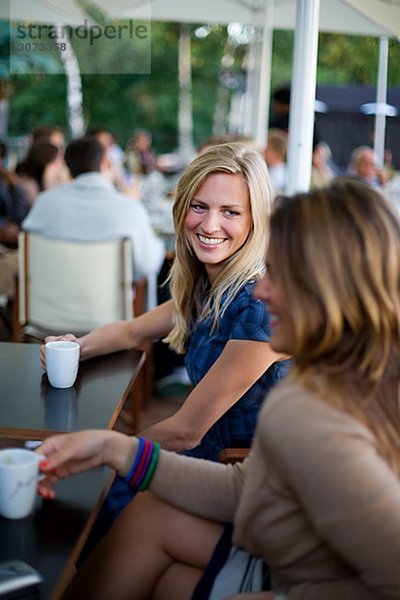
[0,448,45,519]
[45,341,80,389]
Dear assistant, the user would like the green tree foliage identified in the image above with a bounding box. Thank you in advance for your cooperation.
[78,22,228,151]
[191,25,227,147]
[271,29,293,90]
[80,22,181,152]
[3,20,400,153]
[271,30,400,87]
[9,74,67,134]
[318,34,379,84]
[318,33,400,86]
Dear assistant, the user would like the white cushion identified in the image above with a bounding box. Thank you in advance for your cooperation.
[19,233,133,332]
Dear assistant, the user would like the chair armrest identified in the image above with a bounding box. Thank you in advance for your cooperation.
[133,278,147,316]
[218,448,251,464]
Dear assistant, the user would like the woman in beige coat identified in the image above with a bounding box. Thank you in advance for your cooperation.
[38,179,400,600]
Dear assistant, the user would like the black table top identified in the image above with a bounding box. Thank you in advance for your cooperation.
[0,342,145,438]
[0,437,112,600]
[0,342,145,598]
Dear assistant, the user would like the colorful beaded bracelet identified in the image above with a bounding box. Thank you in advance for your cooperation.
[124,437,145,483]
[139,442,161,491]
[124,437,161,491]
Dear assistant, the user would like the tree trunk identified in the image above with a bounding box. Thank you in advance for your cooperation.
[0,80,13,139]
[59,38,85,138]
[178,24,195,164]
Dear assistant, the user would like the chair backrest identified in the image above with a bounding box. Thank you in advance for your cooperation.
[18,232,134,335]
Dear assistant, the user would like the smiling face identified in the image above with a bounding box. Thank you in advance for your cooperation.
[254,252,295,354]
[184,173,252,282]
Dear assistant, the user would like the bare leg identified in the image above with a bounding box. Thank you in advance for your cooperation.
[153,563,205,600]
[62,492,224,600]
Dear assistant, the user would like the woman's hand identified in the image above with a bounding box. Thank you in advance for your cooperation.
[36,430,136,498]
[39,301,175,369]
[40,334,80,370]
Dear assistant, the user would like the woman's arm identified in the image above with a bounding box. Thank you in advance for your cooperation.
[78,299,173,359]
[37,429,247,522]
[40,299,174,366]
[138,338,282,452]
[19,176,40,206]
[37,430,137,498]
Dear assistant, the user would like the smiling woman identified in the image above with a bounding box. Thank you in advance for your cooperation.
[41,142,290,541]
[166,142,274,356]
[184,173,252,283]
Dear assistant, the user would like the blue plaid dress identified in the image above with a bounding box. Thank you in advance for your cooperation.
[82,283,289,555]
[183,282,289,460]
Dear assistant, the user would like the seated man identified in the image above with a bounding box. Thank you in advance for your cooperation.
[263,129,287,194]
[22,136,165,308]
[0,139,30,299]
[347,145,388,188]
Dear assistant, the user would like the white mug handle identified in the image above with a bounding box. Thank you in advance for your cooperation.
[35,453,47,481]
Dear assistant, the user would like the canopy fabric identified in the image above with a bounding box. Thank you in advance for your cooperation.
[3,0,400,36]
[344,0,400,37]
[121,0,399,36]
[273,0,399,35]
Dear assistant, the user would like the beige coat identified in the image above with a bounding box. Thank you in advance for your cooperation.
[151,378,400,599]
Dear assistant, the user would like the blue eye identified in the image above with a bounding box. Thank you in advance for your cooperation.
[190,203,206,212]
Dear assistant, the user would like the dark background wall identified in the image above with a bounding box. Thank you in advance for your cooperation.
[315,85,400,171]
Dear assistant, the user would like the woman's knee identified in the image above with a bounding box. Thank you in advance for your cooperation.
[123,491,167,520]
[113,491,172,538]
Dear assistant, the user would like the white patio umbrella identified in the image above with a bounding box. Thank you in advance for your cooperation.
[4,1,399,37]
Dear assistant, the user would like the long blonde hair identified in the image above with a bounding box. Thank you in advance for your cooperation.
[165,142,272,354]
[269,179,400,473]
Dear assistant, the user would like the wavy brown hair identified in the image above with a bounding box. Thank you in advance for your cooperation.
[269,179,400,473]
[164,142,272,354]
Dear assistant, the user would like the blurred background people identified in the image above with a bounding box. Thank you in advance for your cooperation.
[30,124,66,149]
[126,129,157,176]
[22,136,165,309]
[347,145,389,188]
[15,140,66,205]
[269,85,322,155]
[0,139,29,298]
[311,141,338,189]
[263,128,287,194]
[87,126,126,190]
[198,134,259,155]
[0,147,19,299]
[269,85,291,133]
[0,139,30,232]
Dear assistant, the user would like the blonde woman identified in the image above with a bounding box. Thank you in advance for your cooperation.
[39,179,400,599]
[41,142,288,522]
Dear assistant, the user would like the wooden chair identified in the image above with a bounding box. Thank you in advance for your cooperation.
[14,232,152,429]
[218,448,251,464]
[0,294,12,336]
[16,232,135,339]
